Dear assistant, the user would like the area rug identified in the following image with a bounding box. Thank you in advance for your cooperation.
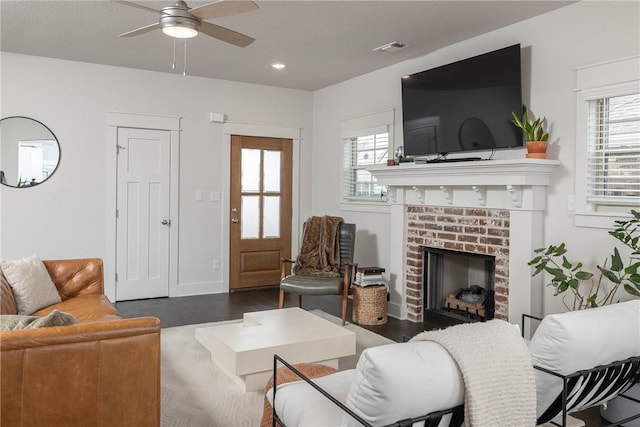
[160,309,394,427]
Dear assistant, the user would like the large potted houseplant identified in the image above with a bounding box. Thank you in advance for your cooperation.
[529,209,640,309]
[529,210,640,425]
[512,104,550,159]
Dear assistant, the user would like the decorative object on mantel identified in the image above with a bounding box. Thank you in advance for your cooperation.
[394,145,404,163]
[388,146,414,166]
[528,209,640,311]
[511,104,550,159]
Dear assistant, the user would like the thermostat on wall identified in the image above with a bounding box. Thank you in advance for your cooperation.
[209,112,226,123]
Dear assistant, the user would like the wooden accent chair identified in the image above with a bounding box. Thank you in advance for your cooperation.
[278,223,356,326]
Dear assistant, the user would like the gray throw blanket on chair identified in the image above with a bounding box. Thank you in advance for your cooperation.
[293,216,343,277]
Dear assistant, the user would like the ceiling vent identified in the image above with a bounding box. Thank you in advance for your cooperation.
[373,41,408,53]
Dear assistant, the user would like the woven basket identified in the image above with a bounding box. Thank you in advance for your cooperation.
[352,285,388,325]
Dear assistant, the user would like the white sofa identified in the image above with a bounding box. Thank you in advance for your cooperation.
[267,300,640,426]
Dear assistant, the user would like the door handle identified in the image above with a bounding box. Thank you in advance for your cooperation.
[231,218,239,224]
[161,219,171,226]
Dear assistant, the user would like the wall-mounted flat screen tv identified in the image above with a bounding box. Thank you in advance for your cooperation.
[401,44,523,160]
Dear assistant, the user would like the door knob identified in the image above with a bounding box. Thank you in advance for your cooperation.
[231,218,239,223]
[161,219,171,226]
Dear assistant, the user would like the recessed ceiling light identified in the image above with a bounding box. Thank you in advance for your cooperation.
[271,63,286,70]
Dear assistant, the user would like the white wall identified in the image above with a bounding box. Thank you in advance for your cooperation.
[0,53,313,298]
[312,1,640,316]
[2,1,638,315]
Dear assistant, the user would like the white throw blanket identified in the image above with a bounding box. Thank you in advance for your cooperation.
[411,319,536,427]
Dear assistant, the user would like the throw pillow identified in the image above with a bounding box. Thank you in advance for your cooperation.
[0,270,18,314]
[0,255,61,315]
[0,310,78,331]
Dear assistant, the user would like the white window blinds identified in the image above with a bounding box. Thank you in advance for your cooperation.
[343,131,389,201]
[341,110,394,202]
[585,89,640,205]
[574,56,639,226]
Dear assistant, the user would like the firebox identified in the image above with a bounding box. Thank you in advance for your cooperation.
[423,247,495,322]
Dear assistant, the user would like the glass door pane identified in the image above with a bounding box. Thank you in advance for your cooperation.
[241,148,261,192]
[263,150,281,192]
[241,195,260,239]
[263,196,280,238]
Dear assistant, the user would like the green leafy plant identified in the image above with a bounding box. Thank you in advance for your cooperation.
[529,210,640,310]
[511,104,549,142]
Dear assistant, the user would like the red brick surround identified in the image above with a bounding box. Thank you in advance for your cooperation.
[405,205,510,322]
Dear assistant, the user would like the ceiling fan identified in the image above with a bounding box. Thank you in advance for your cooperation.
[114,0,258,47]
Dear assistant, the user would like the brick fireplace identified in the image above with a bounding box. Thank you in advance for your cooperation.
[369,159,559,323]
[406,206,509,321]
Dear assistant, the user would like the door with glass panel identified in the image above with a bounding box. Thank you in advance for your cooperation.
[229,135,292,289]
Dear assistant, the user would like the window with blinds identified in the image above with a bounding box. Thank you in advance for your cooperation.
[343,131,389,201]
[587,93,640,205]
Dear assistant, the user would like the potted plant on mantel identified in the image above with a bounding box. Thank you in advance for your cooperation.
[511,104,550,159]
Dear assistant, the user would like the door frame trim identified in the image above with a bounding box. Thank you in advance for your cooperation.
[106,113,181,301]
[222,122,302,292]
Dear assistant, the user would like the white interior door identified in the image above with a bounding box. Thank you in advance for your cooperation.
[116,127,171,300]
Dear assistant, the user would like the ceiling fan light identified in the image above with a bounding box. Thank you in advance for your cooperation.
[160,13,200,39]
[162,25,199,39]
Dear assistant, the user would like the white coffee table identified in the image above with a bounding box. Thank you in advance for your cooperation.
[195,308,356,391]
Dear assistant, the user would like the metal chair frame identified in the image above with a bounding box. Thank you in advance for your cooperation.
[522,314,640,427]
[269,314,640,426]
[271,354,465,427]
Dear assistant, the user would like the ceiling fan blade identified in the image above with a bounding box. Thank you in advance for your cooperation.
[189,0,258,20]
[118,22,161,38]
[112,0,160,14]
[199,21,255,47]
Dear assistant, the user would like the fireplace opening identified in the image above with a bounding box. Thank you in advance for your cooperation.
[423,247,495,322]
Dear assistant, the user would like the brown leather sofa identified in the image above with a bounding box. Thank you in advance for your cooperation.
[0,258,161,427]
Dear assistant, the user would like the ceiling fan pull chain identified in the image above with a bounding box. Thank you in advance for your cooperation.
[172,37,177,70]
[183,40,187,76]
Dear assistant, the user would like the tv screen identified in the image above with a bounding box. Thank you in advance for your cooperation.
[401,44,523,159]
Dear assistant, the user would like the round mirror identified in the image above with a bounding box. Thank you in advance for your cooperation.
[0,116,60,188]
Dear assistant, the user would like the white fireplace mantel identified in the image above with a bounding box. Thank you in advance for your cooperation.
[368,158,560,323]
[370,159,560,211]
[369,159,559,187]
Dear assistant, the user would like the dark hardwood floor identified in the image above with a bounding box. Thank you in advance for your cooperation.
[115,286,427,342]
[115,287,607,426]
